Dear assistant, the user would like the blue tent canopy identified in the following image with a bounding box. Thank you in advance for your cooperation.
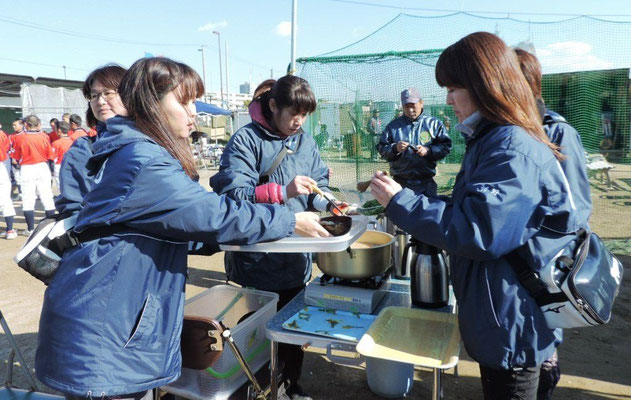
[195,101,231,115]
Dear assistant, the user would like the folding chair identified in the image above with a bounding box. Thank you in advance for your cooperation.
[0,309,63,400]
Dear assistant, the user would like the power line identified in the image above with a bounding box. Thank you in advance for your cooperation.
[0,56,90,72]
[0,14,271,72]
[0,15,200,47]
[323,0,631,19]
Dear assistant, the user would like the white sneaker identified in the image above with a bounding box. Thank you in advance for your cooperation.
[6,230,17,240]
[0,231,6,238]
[20,229,34,237]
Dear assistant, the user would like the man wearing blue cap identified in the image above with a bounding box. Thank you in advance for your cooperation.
[376,87,452,196]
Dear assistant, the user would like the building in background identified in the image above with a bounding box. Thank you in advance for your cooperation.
[239,82,251,94]
[205,91,251,111]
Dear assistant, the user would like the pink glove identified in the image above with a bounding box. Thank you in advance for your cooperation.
[255,182,284,204]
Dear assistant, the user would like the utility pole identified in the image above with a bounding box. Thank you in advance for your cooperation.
[225,42,230,110]
[198,45,207,99]
[62,65,67,80]
[213,31,224,108]
[290,0,298,75]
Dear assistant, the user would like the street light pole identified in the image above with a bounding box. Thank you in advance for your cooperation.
[62,65,67,80]
[198,45,207,99]
[212,31,224,108]
[225,42,230,110]
[290,0,298,75]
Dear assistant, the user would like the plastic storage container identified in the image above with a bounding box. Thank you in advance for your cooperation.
[162,285,279,400]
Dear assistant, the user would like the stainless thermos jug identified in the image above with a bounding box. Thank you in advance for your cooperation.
[401,239,449,308]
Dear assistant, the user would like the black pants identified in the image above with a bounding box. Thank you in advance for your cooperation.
[271,285,305,386]
[480,365,540,400]
[479,352,560,400]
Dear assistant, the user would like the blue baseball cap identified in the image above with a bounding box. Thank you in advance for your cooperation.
[401,88,421,104]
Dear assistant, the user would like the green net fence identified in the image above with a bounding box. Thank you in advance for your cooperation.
[297,13,631,239]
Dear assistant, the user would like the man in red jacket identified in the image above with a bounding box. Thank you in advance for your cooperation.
[11,115,56,235]
[68,114,89,141]
[48,118,60,142]
[51,121,73,189]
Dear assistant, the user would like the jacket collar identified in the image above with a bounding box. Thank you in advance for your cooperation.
[248,99,304,141]
[87,116,155,174]
[455,111,483,139]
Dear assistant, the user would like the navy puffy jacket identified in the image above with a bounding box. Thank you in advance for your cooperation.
[386,119,589,369]
[36,117,295,396]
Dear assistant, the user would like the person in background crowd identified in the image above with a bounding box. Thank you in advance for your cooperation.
[61,113,71,124]
[515,48,593,400]
[366,109,382,160]
[370,32,589,400]
[515,48,592,225]
[68,114,89,141]
[36,56,327,400]
[9,118,25,199]
[51,121,73,189]
[211,75,344,400]
[376,87,452,196]
[11,114,56,235]
[48,118,60,142]
[0,126,17,239]
[55,64,127,215]
[0,123,11,187]
[190,130,209,145]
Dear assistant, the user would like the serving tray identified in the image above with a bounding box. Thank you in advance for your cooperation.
[356,307,460,369]
[219,215,369,253]
[282,305,376,342]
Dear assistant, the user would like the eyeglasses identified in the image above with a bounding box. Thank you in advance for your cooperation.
[88,90,118,102]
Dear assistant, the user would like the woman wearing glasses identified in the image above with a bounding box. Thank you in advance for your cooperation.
[55,64,127,214]
[36,57,327,400]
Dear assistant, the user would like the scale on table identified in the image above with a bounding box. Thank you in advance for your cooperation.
[304,272,392,314]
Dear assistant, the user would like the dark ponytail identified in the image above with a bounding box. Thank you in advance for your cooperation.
[252,75,316,125]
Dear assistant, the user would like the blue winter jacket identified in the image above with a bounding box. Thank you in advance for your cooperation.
[544,109,592,225]
[35,117,296,396]
[386,118,588,369]
[54,123,103,214]
[210,116,330,291]
[376,112,451,187]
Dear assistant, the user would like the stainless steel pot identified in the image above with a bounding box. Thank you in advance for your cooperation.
[316,231,394,280]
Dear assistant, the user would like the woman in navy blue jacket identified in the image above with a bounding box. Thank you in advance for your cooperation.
[55,64,127,215]
[35,57,328,399]
[210,76,340,399]
[371,32,589,400]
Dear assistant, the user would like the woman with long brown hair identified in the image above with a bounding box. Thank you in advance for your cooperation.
[370,32,587,399]
[35,57,328,399]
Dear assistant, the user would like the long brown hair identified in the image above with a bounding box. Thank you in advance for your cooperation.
[436,32,563,160]
[514,48,542,99]
[83,64,127,128]
[253,75,316,128]
[118,57,204,178]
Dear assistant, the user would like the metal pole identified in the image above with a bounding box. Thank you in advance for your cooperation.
[225,41,230,110]
[198,45,207,96]
[0,310,39,390]
[432,368,442,400]
[62,65,67,80]
[270,340,279,400]
[213,31,224,108]
[290,0,298,75]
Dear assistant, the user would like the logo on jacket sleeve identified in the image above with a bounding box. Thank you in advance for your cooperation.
[420,131,432,144]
